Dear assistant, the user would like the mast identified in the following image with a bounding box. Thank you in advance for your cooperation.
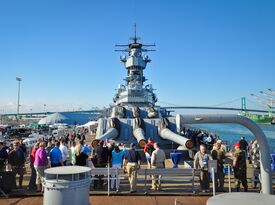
[114,26,157,107]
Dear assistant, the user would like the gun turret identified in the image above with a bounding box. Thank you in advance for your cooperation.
[133,118,146,147]
[158,118,194,149]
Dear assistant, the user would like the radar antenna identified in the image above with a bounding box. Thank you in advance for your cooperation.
[115,24,156,52]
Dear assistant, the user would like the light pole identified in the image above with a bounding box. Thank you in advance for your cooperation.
[16,77,22,121]
[44,104,47,114]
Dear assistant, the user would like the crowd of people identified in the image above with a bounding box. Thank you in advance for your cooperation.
[193,136,260,193]
[0,132,262,194]
[0,132,93,193]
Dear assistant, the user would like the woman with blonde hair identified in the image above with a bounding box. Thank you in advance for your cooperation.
[75,144,88,166]
[34,141,48,192]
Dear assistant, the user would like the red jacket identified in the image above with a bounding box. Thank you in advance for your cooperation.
[30,147,38,164]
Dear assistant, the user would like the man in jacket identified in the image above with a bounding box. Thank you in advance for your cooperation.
[8,140,25,188]
[211,140,226,192]
[233,142,248,192]
[93,140,109,188]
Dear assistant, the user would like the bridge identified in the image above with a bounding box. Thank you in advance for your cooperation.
[162,106,270,113]
[0,106,269,117]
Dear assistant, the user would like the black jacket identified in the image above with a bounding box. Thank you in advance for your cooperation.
[94,145,108,165]
[8,149,25,167]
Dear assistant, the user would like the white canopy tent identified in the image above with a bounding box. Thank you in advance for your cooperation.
[39,113,68,125]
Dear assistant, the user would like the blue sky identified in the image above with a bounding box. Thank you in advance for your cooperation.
[0,0,274,113]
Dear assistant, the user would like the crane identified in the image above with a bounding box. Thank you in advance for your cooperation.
[251,92,274,117]
[268,88,275,96]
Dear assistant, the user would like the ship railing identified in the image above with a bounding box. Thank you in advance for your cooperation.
[89,164,237,195]
[90,165,125,196]
[137,168,200,193]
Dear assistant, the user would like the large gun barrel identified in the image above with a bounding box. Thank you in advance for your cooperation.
[133,118,146,147]
[97,127,118,141]
[92,128,119,147]
[133,127,146,148]
[92,117,120,147]
[159,128,194,149]
[158,117,194,149]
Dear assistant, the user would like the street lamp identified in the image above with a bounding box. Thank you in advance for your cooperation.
[44,104,47,114]
[16,77,22,121]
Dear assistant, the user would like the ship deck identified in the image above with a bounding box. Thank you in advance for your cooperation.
[1,159,274,205]
[0,195,210,205]
[1,135,274,204]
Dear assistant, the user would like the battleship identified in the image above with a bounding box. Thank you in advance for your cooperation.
[0,30,273,205]
[87,28,273,196]
[91,27,217,153]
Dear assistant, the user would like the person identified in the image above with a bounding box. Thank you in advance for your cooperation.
[34,142,48,192]
[118,143,126,151]
[93,140,108,188]
[50,141,64,167]
[194,144,213,192]
[111,145,125,191]
[19,139,27,158]
[46,141,54,157]
[0,141,8,170]
[8,143,14,153]
[59,137,68,165]
[123,143,141,193]
[233,142,248,192]
[247,140,254,163]
[75,144,88,166]
[8,140,25,188]
[211,140,226,192]
[144,137,155,168]
[107,142,115,162]
[70,141,77,165]
[28,142,39,191]
[150,142,166,191]
[2,141,9,153]
[251,140,260,188]
[82,143,92,156]
[239,136,248,153]
[77,132,86,142]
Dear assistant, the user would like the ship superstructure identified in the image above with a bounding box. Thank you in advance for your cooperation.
[92,27,198,150]
[113,27,157,107]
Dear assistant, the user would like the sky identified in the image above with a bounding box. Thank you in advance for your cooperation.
[0,0,274,114]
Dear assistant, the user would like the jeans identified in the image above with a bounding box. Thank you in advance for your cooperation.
[199,170,210,190]
[28,162,37,190]
[111,164,121,190]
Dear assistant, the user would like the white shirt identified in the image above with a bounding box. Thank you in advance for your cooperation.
[59,143,68,162]
[151,148,166,166]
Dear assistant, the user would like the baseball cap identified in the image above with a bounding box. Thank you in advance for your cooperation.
[233,142,240,147]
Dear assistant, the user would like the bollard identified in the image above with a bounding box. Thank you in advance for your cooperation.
[43,166,91,205]
[212,167,216,196]
[228,164,231,193]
